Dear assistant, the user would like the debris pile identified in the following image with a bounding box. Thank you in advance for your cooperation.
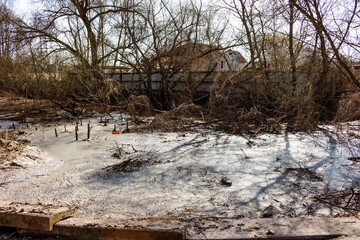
[314,184,360,215]
[96,145,159,178]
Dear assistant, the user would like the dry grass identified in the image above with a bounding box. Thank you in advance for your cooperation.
[0,96,59,122]
[127,95,152,122]
[132,103,205,133]
[137,114,199,133]
[335,122,360,160]
[335,92,360,122]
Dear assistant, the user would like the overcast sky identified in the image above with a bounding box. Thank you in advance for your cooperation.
[8,0,358,60]
[13,0,32,15]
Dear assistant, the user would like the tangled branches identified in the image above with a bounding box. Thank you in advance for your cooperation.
[314,184,360,215]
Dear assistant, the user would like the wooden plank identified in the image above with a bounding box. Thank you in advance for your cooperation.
[52,225,184,240]
[187,217,360,239]
[0,201,75,231]
[0,212,51,232]
[18,216,185,240]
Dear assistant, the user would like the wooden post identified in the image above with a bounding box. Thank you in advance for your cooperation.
[12,123,15,130]
[75,122,78,141]
[104,117,107,126]
[64,125,67,132]
[75,126,78,141]
[87,122,91,139]
[80,118,83,126]
[113,124,116,132]
[55,128,58,137]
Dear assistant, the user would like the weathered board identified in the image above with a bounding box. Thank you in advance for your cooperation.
[0,201,75,231]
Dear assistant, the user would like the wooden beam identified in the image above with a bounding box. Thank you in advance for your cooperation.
[0,201,75,231]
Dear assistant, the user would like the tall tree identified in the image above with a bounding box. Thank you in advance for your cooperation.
[121,0,230,109]
[293,0,360,89]
[288,0,297,87]
[11,0,136,87]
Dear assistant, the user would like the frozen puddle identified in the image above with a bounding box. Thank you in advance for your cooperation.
[1,116,359,219]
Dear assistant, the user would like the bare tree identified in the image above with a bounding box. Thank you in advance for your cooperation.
[288,0,297,87]
[117,0,231,109]
[293,0,360,89]
[0,2,23,93]
[11,0,136,95]
[222,0,260,69]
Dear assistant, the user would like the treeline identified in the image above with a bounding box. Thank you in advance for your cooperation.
[0,0,359,131]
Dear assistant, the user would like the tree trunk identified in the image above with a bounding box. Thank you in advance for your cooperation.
[289,0,297,93]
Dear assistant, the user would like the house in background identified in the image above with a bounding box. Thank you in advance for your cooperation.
[156,42,247,72]
[352,62,360,72]
[102,65,133,74]
[219,50,247,71]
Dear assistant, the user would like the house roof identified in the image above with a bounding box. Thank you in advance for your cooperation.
[148,42,247,71]
[160,42,247,63]
[225,49,247,63]
[160,42,221,58]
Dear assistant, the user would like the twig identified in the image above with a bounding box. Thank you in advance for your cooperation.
[348,157,360,162]
[314,196,360,212]
[240,148,249,159]
[114,140,123,157]
[345,187,356,208]
[131,145,138,153]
